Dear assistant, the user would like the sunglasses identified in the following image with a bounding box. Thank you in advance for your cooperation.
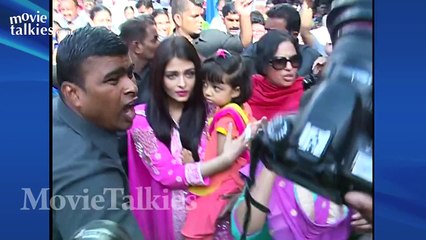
[269,55,301,70]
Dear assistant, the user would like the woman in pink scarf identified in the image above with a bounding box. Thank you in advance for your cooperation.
[127,37,254,240]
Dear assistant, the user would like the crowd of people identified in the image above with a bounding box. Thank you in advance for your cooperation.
[52,0,372,239]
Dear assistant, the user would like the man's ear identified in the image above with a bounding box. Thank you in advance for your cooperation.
[231,86,241,99]
[131,40,143,55]
[61,82,84,109]
[173,13,183,28]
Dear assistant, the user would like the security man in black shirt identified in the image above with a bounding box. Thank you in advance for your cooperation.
[53,26,143,240]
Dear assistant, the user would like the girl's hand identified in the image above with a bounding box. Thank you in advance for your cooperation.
[222,117,267,164]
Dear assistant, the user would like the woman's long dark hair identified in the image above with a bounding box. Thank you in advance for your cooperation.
[147,36,207,162]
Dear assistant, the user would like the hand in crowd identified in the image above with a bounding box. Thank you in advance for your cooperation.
[350,211,373,233]
[345,191,373,233]
[312,56,327,75]
[234,0,254,16]
[182,148,194,164]
[303,0,315,9]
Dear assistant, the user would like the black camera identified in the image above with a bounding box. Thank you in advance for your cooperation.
[248,0,372,205]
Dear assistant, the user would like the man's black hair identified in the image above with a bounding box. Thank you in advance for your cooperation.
[119,15,155,45]
[266,3,301,33]
[136,0,153,9]
[56,26,128,88]
[222,2,237,17]
[251,10,265,25]
[172,0,203,19]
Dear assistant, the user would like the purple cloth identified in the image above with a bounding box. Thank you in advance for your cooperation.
[236,164,351,239]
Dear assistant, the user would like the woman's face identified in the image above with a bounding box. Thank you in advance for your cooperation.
[92,10,112,30]
[124,8,135,20]
[265,41,299,87]
[163,57,196,104]
[154,14,171,37]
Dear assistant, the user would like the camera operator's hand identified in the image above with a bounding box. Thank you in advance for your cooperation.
[345,191,373,232]
[350,211,373,233]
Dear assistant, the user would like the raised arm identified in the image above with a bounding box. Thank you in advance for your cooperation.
[235,0,253,48]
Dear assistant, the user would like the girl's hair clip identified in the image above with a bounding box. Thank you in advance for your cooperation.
[216,49,231,59]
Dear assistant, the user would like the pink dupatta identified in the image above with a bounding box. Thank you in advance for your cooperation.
[127,104,209,240]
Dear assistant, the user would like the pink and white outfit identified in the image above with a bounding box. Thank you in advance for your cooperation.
[127,104,209,240]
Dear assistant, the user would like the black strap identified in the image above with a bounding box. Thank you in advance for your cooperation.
[246,190,271,214]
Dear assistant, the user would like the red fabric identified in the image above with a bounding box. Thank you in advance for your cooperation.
[248,74,304,120]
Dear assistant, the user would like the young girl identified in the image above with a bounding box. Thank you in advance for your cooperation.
[182,49,256,239]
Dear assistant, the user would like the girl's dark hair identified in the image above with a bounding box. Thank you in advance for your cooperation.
[147,36,207,162]
[255,30,302,76]
[124,5,135,13]
[89,5,111,20]
[201,51,252,105]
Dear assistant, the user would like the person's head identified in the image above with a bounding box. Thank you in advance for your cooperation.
[202,49,252,107]
[172,0,204,40]
[153,9,171,39]
[124,6,135,20]
[222,2,240,36]
[57,26,137,131]
[316,0,331,16]
[119,16,159,64]
[136,0,154,14]
[217,0,226,15]
[266,0,274,10]
[251,10,266,43]
[53,0,60,12]
[89,5,112,30]
[256,30,302,87]
[60,0,80,22]
[265,3,301,37]
[83,0,95,12]
[147,36,206,162]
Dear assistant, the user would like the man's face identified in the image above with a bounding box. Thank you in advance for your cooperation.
[84,1,95,12]
[223,13,240,36]
[60,0,79,22]
[317,4,330,16]
[217,0,225,15]
[265,17,287,32]
[252,23,266,42]
[138,5,153,15]
[175,1,204,39]
[140,25,160,60]
[92,10,112,30]
[154,14,171,38]
[75,56,138,131]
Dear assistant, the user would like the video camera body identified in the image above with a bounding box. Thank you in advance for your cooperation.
[249,0,372,205]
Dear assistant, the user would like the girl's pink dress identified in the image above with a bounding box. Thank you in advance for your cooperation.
[182,103,254,239]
